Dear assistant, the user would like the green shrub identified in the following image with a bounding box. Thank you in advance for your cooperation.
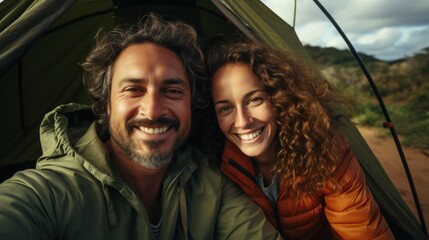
[312,45,429,149]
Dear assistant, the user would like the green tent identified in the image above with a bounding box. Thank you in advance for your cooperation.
[0,0,427,239]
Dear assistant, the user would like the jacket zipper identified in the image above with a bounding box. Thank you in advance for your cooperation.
[272,200,284,237]
[228,159,284,235]
[227,159,258,184]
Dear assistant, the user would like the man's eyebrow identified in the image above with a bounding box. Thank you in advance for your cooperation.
[117,78,146,87]
[117,78,187,87]
[163,78,188,86]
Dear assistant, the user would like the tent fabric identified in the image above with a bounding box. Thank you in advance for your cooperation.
[0,0,78,77]
[0,0,79,169]
[0,0,427,238]
[0,0,116,168]
[218,0,313,65]
[337,118,427,239]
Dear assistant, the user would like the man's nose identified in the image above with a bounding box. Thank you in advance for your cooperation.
[140,91,165,120]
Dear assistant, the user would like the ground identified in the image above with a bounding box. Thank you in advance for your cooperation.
[358,126,429,232]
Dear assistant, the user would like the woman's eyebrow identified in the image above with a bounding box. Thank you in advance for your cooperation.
[213,89,265,106]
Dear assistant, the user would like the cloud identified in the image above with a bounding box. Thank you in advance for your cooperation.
[296,21,330,43]
[262,0,429,60]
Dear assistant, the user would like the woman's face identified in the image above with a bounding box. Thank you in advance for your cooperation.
[212,62,277,164]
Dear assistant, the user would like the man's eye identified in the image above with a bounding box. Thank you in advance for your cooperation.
[124,87,142,92]
[164,89,182,94]
[162,88,186,99]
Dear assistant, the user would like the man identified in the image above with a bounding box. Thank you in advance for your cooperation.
[0,14,281,239]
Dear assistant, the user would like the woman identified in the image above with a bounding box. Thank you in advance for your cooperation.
[204,41,394,239]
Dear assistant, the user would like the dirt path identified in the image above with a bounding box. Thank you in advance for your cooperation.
[357,126,429,231]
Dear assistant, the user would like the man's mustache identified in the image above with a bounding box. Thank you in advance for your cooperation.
[126,117,180,130]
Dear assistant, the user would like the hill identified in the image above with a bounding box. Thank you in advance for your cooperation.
[304,45,429,149]
[304,45,383,66]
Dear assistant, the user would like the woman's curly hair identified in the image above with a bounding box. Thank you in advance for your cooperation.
[206,41,349,194]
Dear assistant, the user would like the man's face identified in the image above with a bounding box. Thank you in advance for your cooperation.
[108,43,191,169]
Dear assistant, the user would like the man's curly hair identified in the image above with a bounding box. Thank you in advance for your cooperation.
[81,13,208,132]
[206,41,349,195]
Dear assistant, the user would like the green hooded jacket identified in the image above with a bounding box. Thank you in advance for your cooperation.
[0,103,281,240]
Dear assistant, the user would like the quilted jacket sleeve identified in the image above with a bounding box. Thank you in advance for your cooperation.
[324,144,395,240]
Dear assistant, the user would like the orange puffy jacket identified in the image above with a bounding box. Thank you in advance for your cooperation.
[221,140,394,240]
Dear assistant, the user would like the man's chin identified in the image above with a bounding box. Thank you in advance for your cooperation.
[131,150,173,169]
[138,141,174,156]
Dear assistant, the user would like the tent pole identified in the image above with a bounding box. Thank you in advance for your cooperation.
[292,0,297,28]
[313,0,428,236]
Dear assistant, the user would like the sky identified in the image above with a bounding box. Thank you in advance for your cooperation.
[262,0,429,61]
[1,0,427,60]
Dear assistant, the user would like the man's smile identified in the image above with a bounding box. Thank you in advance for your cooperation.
[137,126,170,134]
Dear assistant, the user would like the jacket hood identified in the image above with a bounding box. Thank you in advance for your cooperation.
[37,103,107,170]
[39,103,94,155]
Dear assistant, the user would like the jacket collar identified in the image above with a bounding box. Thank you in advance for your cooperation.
[221,140,258,183]
[76,122,198,188]
[221,140,288,191]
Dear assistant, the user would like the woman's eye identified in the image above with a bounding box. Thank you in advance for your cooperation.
[217,106,232,114]
[248,97,263,106]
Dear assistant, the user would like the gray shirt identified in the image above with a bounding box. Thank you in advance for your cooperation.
[256,172,279,205]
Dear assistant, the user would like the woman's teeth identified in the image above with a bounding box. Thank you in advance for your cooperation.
[239,128,263,140]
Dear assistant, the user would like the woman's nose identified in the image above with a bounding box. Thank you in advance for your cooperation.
[234,108,253,128]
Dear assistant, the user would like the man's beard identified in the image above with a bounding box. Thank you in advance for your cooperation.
[112,137,174,169]
[110,117,187,169]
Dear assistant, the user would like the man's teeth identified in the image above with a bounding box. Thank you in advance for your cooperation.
[140,126,169,134]
[239,129,263,141]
